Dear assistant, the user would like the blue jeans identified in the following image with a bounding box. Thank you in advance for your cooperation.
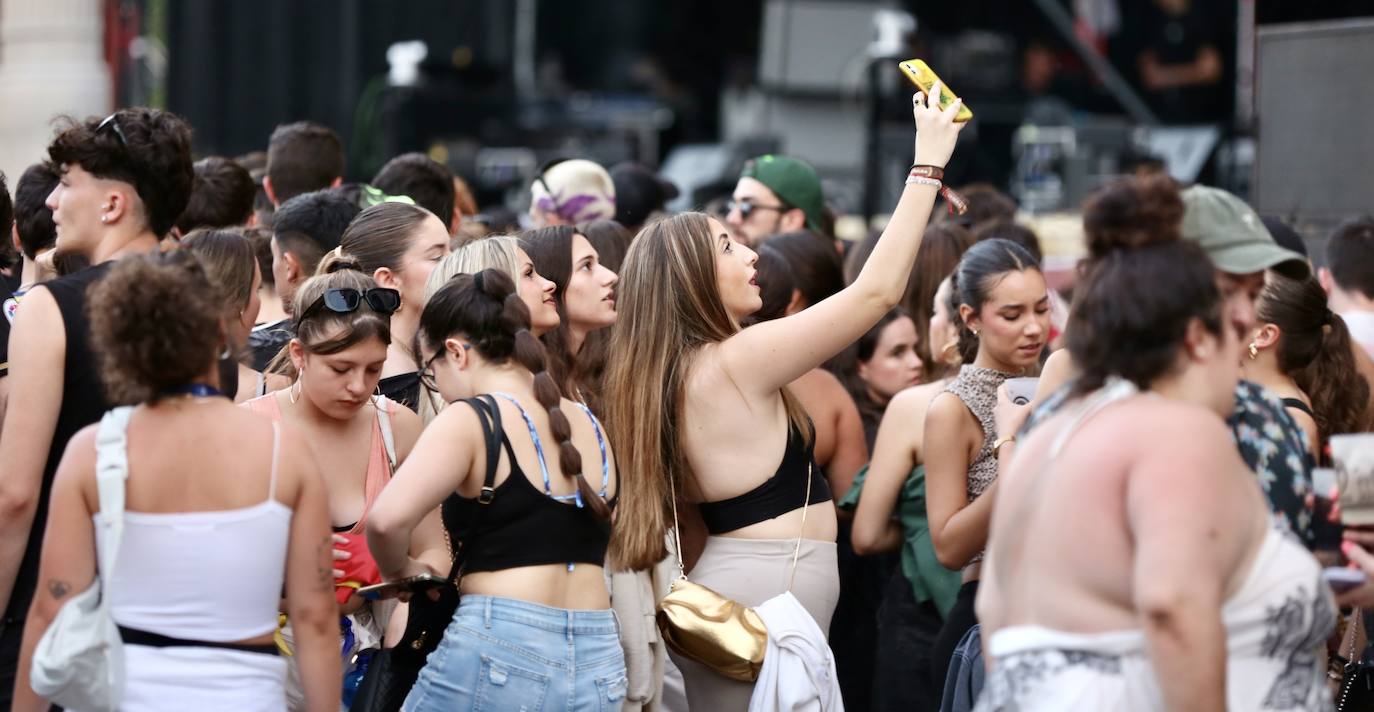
[404,595,627,712]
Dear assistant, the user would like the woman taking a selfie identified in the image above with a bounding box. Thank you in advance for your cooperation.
[604,88,965,706]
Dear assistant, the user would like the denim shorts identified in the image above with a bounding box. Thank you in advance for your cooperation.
[403,595,627,712]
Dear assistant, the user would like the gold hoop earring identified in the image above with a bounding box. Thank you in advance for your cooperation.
[1247,342,1258,360]
[289,377,302,405]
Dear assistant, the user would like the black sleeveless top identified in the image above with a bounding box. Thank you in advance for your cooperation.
[697,423,832,535]
[441,396,614,573]
[5,263,113,623]
[377,371,421,413]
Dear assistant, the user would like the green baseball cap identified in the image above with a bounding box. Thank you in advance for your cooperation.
[1180,185,1309,280]
[740,155,825,233]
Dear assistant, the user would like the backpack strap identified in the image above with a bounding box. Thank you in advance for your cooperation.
[464,395,505,504]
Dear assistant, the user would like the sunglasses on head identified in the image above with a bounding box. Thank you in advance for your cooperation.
[96,113,128,148]
[297,288,401,325]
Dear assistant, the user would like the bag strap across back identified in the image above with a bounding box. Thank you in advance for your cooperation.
[95,407,136,597]
[667,452,813,593]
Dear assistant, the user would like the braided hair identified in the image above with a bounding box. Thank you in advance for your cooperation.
[420,268,611,520]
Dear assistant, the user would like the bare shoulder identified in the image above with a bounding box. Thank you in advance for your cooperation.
[889,380,948,420]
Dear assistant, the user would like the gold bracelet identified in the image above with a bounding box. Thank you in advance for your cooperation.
[993,434,1016,460]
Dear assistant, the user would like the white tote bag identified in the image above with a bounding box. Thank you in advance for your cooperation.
[30,406,133,711]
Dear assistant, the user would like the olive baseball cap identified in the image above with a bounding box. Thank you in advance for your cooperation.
[740,155,825,233]
[1180,185,1309,279]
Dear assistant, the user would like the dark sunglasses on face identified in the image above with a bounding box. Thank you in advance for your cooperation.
[727,199,786,221]
[297,287,401,325]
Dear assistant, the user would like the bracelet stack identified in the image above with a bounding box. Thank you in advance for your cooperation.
[905,164,969,216]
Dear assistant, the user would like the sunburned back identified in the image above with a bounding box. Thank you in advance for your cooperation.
[985,396,1267,635]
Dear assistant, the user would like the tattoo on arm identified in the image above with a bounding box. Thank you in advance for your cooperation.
[47,579,71,600]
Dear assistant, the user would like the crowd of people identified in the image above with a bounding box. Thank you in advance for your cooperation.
[1,82,1373,712]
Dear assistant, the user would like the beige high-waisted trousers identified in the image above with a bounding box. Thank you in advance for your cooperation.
[669,536,839,711]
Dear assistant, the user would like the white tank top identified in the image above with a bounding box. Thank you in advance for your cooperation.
[979,524,1334,711]
[95,422,291,642]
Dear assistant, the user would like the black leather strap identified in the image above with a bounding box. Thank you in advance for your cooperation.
[119,626,278,656]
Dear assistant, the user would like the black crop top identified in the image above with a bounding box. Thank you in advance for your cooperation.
[441,396,614,574]
[697,423,832,535]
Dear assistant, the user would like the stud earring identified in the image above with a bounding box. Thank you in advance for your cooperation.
[1247,342,1258,360]
[100,215,108,223]
[218,344,232,360]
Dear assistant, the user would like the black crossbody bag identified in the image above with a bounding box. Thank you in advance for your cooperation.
[350,395,503,712]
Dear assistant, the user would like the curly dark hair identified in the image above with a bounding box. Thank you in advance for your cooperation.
[47,107,194,238]
[87,251,222,405]
[1069,175,1222,394]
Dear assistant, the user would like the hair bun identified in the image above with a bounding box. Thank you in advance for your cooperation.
[319,249,363,275]
[1082,175,1184,259]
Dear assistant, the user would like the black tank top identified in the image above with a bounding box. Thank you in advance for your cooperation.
[5,262,114,623]
[697,423,832,535]
[377,371,421,413]
[441,396,614,573]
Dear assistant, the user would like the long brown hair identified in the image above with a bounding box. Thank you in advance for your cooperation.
[603,212,809,571]
[419,268,610,519]
[1258,274,1371,445]
[902,223,973,379]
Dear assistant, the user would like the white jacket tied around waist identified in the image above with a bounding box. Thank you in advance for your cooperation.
[748,592,844,712]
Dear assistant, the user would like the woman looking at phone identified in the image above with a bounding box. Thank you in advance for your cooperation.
[974,176,1332,711]
[923,238,1049,693]
[603,88,965,707]
[366,268,620,710]
[14,253,340,711]
[244,256,433,706]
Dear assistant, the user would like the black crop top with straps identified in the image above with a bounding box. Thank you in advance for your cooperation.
[441,394,616,574]
[697,423,831,535]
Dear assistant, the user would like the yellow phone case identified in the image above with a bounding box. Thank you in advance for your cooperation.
[898,59,973,123]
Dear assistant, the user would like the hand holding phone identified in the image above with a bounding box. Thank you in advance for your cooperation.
[355,573,448,602]
[1005,378,1040,407]
[1324,566,1367,595]
[898,59,973,123]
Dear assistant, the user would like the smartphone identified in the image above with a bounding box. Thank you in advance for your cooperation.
[898,59,974,123]
[1005,377,1040,407]
[1311,467,1346,552]
[1324,566,1367,594]
[355,573,448,602]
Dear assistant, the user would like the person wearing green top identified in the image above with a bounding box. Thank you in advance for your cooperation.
[845,273,965,712]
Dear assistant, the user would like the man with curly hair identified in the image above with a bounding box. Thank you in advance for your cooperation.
[0,107,193,706]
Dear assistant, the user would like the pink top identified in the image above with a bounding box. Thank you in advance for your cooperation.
[241,392,395,534]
